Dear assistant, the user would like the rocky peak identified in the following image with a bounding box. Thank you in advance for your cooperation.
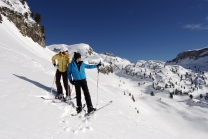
[166,46,208,64]
[0,0,45,47]
[102,52,115,57]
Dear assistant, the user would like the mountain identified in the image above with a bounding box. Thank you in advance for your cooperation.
[0,0,45,47]
[49,44,208,98]
[167,46,208,68]
[1,1,208,139]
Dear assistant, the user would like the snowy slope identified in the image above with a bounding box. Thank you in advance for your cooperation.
[1,14,208,139]
[47,45,208,138]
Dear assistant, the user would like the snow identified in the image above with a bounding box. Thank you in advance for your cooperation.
[0,0,29,14]
[0,14,208,139]
[168,46,208,68]
[186,46,208,52]
[0,0,35,24]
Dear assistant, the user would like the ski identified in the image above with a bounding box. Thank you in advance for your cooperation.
[52,99,69,103]
[41,97,55,100]
[52,96,76,103]
[71,104,86,116]
[85,100,113,117]
[41,96,76,102]
[41,97,66,104]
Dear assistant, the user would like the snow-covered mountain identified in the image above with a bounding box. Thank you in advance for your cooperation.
[0,0,45,47]
[49,44,208,100]
[167,46,208,68]
[1,1,208,139]
[0,0,31,16]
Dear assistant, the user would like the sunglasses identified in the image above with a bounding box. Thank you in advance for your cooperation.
[61,51,68,54]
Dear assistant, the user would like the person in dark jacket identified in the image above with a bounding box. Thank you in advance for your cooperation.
[67,52,101,113]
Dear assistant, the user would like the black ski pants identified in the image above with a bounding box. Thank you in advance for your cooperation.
[55,70,70,96]
[74,79,93,109]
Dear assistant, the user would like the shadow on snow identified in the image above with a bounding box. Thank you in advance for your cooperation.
[13,74,56,95]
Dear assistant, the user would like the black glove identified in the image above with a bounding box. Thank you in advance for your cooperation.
[97,63,102,67]
[53,64,58,67]
[70,80,76,85]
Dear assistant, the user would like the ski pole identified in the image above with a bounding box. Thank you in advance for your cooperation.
[96,62,101,108]
[68,82,73,97]
[50,68,57,95]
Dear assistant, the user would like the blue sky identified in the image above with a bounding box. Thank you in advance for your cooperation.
[26,0,208,62]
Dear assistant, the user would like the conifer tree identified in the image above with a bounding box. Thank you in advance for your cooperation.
[150,91,154,96]
[20,0,25,5]
[30,12,34,18]
[34,13,41,24]
[40,25,44,34]
[0,7,2,23]
[24,12,28,19]
[170,93,173,99]
[132,95,135,102]
[0,14,2,23]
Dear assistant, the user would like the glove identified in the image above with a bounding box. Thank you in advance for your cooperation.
[70,80,76,85]
[97,63,102,67]
[53,64,58,67]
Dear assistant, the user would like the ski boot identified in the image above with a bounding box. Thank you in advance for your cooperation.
[64,95,71,101]
[55,94,64,100]
[88,106,96,114]
[76,106,82,113]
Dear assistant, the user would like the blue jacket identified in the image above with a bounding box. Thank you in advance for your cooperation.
[67,59,97,81]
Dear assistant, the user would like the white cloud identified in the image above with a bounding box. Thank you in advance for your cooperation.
[183,24,208,30]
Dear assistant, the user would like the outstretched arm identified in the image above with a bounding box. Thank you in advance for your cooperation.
[83,62,97,69]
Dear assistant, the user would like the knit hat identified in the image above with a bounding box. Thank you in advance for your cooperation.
[60,46,68,52]
[73,52,81,60]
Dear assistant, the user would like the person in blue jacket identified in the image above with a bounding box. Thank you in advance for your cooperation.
[67,52,101,113]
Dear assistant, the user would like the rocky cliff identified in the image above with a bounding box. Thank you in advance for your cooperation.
[0,0,45,47]
[166,46,208,64]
